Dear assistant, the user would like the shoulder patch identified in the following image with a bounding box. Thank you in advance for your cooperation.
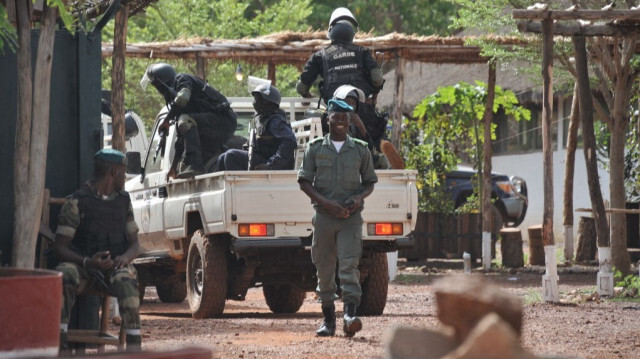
[353,138,368,147]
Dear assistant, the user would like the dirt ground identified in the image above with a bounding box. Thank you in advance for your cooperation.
[114,259,640,359]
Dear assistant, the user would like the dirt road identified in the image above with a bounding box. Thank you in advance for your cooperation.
[127,262,640,359]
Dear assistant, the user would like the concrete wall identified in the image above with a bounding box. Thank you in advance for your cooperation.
[493,149,610,246]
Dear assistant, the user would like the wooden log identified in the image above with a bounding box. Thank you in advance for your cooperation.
[541,18,555,247]
[500,228,524,268]
[517,21,640,37]
[110,3,129,153]
[513,9,640,21]
[527,224,545,266]
[392,55,405,149]
[576,216,597,262]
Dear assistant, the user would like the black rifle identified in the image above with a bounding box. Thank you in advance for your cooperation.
[153,103,179,163]
[247,115,257,170]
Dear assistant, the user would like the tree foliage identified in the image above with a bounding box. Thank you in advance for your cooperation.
[307,0,455,36]
[403,81,530,212]
[101,0,312,129]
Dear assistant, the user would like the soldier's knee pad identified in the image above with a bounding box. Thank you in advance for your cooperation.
[177,115,198,135]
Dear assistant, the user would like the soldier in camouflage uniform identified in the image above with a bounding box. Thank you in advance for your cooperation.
[53,148,142,352]
[298,99,378,338]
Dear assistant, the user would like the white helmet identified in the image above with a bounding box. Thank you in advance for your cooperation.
[333,85,365,103]
[329,7,358,30]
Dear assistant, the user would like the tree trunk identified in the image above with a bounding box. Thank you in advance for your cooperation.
[110,3,129,153]
[541,18,554,247]
[481,62,496,269]
[12,4,58,268]
[572,35,610,252]
[609,108,631,275]
[392,56,405,149]
[576,216,597,262]
[562,84,580,261]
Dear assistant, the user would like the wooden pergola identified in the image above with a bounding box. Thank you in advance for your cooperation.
[513,6,640,301]
[101,32,526,151]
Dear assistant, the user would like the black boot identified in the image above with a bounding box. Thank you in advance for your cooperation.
[125,334,142,352]
[316,305,336,337]
[177,127,205,178]
[343,302,362,337]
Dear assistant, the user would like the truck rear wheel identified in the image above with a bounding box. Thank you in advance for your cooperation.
[262,284,306,313]
[156,274,187,303]
[357,252,389,316]
[186,230,228,318]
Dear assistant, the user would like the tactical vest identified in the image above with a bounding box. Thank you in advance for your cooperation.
[255,110,287,160]
[321,44,372,102]
[174,74,231,114]
[73,186,130,258]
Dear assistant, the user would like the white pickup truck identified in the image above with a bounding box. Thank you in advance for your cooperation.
[123,98,418,319]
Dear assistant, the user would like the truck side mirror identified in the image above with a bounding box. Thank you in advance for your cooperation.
[124,112,141,140]
[126,151,142,175]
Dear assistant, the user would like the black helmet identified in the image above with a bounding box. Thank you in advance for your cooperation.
[141,63,176,91]
[251,84,281,106]
[328,21,355,44]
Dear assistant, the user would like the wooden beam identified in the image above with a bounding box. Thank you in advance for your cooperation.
[482,62,496,234]
[518,21,640,37]
[513,9,640,21]
[541,18,555,247]
[195,55,207,80]
[392,56,406,150]
[267,63,276,86]
[110,3,128,153]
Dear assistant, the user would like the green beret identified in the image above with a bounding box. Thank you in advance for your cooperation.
[327,99,353,113]
[95,148,127,165]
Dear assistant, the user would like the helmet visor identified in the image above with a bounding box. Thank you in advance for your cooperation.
[140,72,152,90]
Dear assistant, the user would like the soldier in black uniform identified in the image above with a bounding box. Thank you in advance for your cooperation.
[296,7,384,106]
[54,149,142,352]
[141,63,238,178]
[215,84,297,171]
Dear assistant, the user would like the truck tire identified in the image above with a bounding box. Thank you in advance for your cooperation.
[357,252,389,316]
[262,284,306,313]
[156,274,187,303]
[186,230,228,319]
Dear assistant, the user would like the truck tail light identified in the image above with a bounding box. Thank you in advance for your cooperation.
[496,181,515,195]
[238,223,275,237]
[367,223,403,236]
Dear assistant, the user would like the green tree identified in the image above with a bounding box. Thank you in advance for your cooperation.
[307,0,456,36]
[404,81,529,212]
[101,0,312,129]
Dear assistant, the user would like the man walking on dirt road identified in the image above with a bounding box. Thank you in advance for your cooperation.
[297,99,377,337]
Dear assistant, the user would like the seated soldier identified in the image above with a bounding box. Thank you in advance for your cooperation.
[332,85,391,169]
[216,84,297,171]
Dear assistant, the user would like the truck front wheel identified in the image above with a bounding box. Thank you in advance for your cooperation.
[263,284,306,313]
[357,252,389,316]
[186,230,228,318]
[156,274,187,303]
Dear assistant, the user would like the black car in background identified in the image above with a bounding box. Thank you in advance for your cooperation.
[445,165,528,228]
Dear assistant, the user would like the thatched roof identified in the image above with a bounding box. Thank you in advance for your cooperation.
[101,32,528,66]
[378,61,539,115]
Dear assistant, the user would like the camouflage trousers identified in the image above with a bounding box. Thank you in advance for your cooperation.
[56,262,141,331]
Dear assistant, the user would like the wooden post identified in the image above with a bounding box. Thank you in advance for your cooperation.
[563,84,580,262]
[500,228,524,268]
[392,55,405,149]
[267,63,276,86]
[541,17,559,302]
[482,61,497,269]
[195,56,207,80]
[12,4,57,268]
[110,3,129,153]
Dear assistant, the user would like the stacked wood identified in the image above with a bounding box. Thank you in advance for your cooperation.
[527,225,545,265]
[576,217,597,262]
[499,228,524,268]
